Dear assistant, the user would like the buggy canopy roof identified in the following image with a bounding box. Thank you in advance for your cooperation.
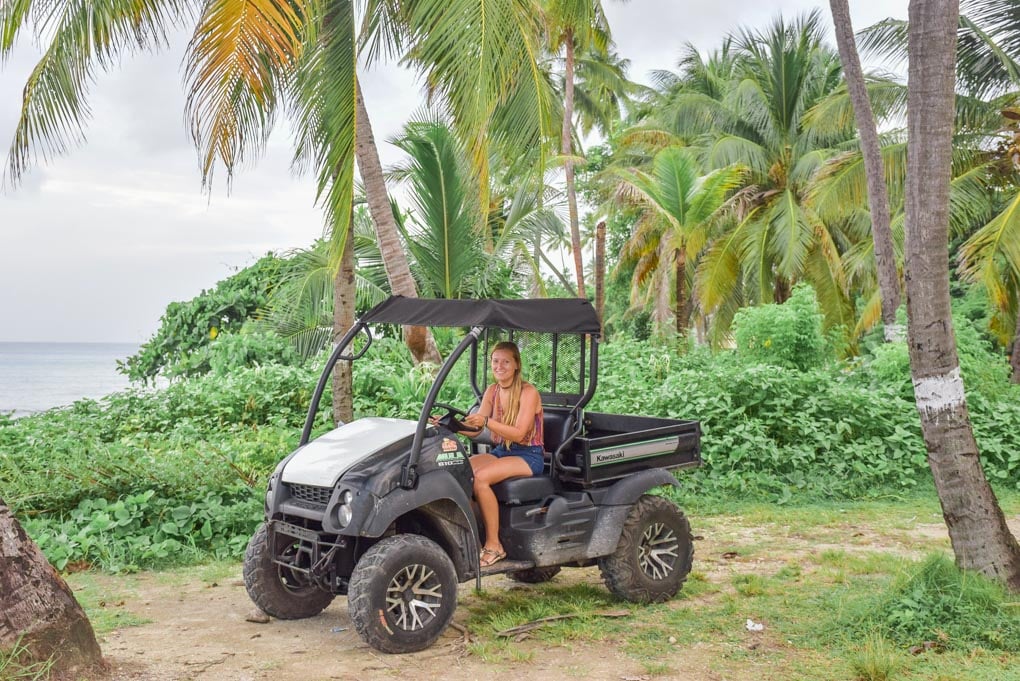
[359,296,601,335]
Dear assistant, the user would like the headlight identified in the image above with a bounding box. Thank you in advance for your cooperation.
[264,475,277,514]
[335,489,354,528]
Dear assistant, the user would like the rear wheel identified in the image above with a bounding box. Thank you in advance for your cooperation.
[243,523,335,619]
[598,495,693,603]
[348,534,457,654]
[507,566,562,584]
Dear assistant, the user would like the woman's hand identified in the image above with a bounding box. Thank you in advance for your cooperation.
[462,413,487,430]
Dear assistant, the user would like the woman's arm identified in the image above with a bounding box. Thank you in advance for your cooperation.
[486,384,540,444]
[460,385,494,434]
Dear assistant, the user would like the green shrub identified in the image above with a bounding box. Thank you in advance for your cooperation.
[844,553,1020,651]
[22,488,262,572]
[118,253,286,382]
[162,329,301,379]
[732,283,831,371]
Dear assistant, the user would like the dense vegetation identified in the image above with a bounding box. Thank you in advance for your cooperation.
[2,282,1017,574]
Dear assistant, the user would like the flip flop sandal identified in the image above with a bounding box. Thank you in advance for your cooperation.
[479,547,506,567]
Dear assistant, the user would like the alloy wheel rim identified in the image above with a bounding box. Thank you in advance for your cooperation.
[385,564,443,631]
[638,522,679,580]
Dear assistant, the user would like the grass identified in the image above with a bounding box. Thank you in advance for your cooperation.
[63,573,150,635]
[40,491,1020,681]
[0,639,53,681]
[454,492,1020,681]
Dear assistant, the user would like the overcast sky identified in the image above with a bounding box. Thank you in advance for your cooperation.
[0,0,906,343]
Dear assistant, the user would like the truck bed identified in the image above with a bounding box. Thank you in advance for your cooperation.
[560,411,701,485]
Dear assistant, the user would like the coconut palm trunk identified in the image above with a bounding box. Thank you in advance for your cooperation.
[1,498,104,676]
[1012,312,1020,383]
[562,30,587,298]
[904,0,1020,590]
[355,79,441,364]
[829,0,902,340]
[332,217,356,424]
[595,219,606,326]
[674,249,691,338]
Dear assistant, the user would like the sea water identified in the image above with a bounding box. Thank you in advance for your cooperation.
[0,342,138,417]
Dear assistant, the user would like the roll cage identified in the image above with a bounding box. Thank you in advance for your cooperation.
[299,296,602,490]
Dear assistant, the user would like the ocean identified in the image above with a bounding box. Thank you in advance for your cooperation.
[0,342,139,417]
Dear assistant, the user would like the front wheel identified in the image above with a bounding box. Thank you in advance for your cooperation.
[598,495,693,603]
[243,523,335,619]
[348,534,458,654]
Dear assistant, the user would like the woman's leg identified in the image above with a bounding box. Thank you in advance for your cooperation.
[473,456,532,562]
[469,453,497,474]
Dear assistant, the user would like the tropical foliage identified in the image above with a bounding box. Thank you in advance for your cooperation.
[623,11,898,343]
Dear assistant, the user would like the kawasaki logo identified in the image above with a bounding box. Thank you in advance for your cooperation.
[595,450,625,464]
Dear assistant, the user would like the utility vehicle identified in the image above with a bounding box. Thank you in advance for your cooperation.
[244,297,701,653]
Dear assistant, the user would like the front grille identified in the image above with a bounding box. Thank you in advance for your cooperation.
[288,484,333,507]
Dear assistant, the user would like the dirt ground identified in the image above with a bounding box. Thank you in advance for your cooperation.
[94,568,722,681]
[80,514,1018,681]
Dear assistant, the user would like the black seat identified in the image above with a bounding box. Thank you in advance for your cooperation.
[490,407,576,505]
[492,476,555,505]
[541,407,576,458]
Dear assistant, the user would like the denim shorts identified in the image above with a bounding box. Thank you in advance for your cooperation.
[491,443,545,476]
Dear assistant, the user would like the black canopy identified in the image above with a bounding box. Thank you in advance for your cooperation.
[359,296,601,335]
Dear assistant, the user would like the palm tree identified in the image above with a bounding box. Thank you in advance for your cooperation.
[860,0,1020,378]
[828,0,901,340]
[645,11,863,341]
[389,117,487,299]
[903,0,1020,591]
[544,0,612,298]
[3,0,551,365]
[613,146,743,338]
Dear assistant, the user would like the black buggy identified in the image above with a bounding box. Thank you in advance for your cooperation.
[243,297,701,653]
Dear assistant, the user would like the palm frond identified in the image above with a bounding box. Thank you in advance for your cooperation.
[393,119,484,298]
[767,188,813,280]
[185,0,309,185]
[4,0,192,183]
[959,188,1020,313]
[857,18,908,70]
[288,0,356,264]
[402,0,549,209]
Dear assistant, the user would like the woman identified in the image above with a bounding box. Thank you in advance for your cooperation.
[460,341,544,567]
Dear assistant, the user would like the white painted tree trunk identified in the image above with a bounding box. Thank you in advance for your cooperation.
[904,0,1020,591]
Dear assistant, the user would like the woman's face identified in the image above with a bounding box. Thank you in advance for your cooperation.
[490,349,518,384]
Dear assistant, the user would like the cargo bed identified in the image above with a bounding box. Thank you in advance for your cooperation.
[559,411,701,485]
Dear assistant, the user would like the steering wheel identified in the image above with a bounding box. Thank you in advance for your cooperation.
[432,402,482,433]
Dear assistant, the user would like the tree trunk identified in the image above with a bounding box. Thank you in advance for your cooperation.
[332,216,355,425]
[904,0,1020,591]
[774,277,791,304]
[653,240,671,334]
[1,499,104,677]
[829,0,903,342]
[355,78,441,365]
[562,30,586,299]
[594,220,606,331]
[1011,310,1020,384]
[674,248,691,340]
